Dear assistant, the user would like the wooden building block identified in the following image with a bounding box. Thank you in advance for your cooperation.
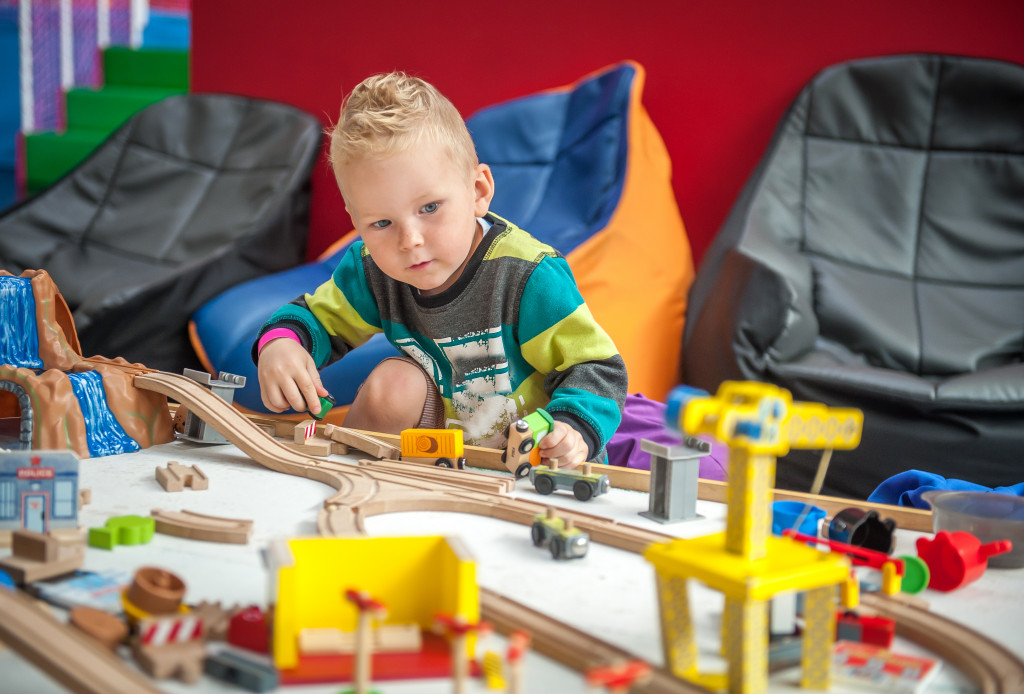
[12,529,59,562]
[294,419,318,443]
[155,461,209,492]
[0,544,85,584]
[298,624,422,655]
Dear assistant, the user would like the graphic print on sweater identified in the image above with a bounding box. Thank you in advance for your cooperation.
[397,326,519,446]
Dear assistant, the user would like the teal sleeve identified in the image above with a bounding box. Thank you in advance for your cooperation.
[518,255,627,455]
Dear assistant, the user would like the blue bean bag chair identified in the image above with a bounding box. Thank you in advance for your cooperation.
[190,61,695,421]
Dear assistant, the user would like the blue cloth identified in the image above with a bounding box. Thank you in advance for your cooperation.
[868,470,1024,509]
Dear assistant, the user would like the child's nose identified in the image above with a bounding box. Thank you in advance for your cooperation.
[399,223,425,249]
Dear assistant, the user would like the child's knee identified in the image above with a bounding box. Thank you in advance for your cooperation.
[364,359,428,403]
[351,359,428,429]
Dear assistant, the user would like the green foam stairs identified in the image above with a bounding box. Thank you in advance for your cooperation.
[103,46,189,89]
[24,47,189,192]
[24,129,108,192]
[66,85,186,133]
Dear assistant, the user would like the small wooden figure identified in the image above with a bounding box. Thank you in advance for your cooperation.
[434,612,492,694]
[344,588,388,694]
[505,629,531,694]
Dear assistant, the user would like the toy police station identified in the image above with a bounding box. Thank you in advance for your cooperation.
[0,451,80,533]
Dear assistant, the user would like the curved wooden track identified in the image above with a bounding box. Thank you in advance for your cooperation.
[128,371,1024,694]
[862,592,1024,694]
[0,587,162,694]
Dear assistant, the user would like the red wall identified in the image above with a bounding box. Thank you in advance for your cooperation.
[191,0,1024,265]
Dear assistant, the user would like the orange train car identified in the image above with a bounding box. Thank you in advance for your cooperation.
[400,429,466,469]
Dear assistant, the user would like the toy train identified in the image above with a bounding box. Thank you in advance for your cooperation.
[530,462,610,502]
[531,507,589,560]
[399,428,467,469]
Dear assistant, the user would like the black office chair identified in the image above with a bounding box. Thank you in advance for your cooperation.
[682,54,1024,499]
[0,94,322,372]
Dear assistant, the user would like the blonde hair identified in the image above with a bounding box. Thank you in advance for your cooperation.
[328,72,478,178]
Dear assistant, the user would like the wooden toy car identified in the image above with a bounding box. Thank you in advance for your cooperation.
[531,508,589,560]
[502,408,553,478]
[529,462,610,501]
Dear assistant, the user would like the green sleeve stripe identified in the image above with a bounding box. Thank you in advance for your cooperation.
[267,304,332,367]
[520,303,619,373]
[305,281,380,354]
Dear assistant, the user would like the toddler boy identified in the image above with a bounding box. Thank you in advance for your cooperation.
[254,72,627,467]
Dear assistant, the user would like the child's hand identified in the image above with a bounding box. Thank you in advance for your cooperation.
[257,338,329,415]
[538,421,588,469]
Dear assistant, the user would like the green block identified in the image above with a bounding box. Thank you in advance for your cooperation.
[66,85,186,133]
[88,515,155,550]
[103,46,189,90]
[24,129,108,192]
[88,526,116,550]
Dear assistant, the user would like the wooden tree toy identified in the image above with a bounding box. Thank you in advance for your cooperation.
[505,628,531,694]
[433,612,492,694]
[585,659,653,693]
[344,588,387,694]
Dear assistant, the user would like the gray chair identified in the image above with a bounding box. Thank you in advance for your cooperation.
[682,54,1024,499]
[0,94,322,372]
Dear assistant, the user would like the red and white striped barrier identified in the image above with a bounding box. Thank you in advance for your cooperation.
[139,614,204,647]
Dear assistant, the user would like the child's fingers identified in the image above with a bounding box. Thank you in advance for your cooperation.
[308,362,329,398]
[297,379,321,415]
[539,422,586,468]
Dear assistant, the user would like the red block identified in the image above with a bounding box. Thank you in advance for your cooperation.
[228,605,270,654]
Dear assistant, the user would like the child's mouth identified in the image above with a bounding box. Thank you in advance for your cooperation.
[409,260,432,271]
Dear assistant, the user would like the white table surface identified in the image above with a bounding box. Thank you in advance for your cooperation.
[2,437,1022,694]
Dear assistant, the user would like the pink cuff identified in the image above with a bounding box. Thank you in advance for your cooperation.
[257,327,303,355]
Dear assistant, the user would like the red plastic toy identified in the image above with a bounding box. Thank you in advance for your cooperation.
[916,530,1012,592]
[227,605,270,653]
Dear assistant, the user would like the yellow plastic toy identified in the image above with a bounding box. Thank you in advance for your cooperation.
[647,381,864,694]
[267,535,478,671]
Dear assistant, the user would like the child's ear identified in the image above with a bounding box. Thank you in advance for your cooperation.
[473,163,495,217]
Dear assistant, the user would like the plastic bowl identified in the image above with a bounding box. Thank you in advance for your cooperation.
[922,490,1024,569]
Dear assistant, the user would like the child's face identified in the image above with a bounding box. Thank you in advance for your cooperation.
[336,140,494,296]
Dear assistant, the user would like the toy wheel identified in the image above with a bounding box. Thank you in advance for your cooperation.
[435,458,454,468]
[519,439,534,454]
[549,537,565,560]
[535,475,555,495]
[531,523,546,547]
[573,481,594,502]
[515,462,533,479]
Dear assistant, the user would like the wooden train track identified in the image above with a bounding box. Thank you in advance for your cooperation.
[862,592,1024,694]
[150,509,254,544]
[0,369,1008,694]
[0,587,162,694]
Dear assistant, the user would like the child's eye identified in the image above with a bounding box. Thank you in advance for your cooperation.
[372,219,391,229]
[420,202,439,214]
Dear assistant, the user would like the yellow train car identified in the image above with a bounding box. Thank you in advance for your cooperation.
[400,428,466,468]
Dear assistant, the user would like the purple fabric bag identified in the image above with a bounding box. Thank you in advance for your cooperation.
[606,393,729,481]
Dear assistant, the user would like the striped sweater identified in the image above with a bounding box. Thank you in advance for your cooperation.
[255,213,627,458]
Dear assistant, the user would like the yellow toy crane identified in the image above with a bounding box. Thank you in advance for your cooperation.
[667,381,862,560]
[644,381,865,694]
